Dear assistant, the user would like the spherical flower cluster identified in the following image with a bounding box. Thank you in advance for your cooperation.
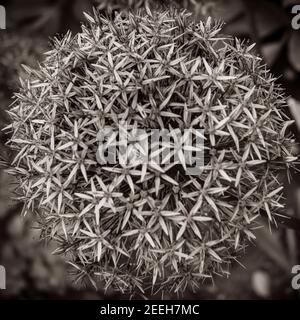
[6,9,296,295]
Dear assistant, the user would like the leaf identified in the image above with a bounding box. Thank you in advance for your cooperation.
[192,216,213,222]
[254,226,291,272]
[145,232,156,248]
[83,12,95,24]
[253,2,288,40]
[159,82,177,110]
[75,193,93,200]
[161,174,179,186]
[97,241,102,262]
[176,221,187,240]
[208,248,222,262]
[159,217,169,235]
[202,58,212,75]
[261,36,287,66]
[267,186,284,198]
[288,98,300,133]
[122,229,139,237]
[288,31,300,72]
[142,76,170,85]
[80,229,96,238]
[122,210,131,230]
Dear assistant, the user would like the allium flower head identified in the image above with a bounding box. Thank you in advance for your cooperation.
[5,9,297,296]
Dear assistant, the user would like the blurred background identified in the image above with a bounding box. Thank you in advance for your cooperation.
[0,0,300,300]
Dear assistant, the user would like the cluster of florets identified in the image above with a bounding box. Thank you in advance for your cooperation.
[5,9,296,296]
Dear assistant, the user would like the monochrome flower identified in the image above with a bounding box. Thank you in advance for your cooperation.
[5,8,297,296]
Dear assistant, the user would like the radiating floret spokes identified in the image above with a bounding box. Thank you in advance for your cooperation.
[4,8,297,296]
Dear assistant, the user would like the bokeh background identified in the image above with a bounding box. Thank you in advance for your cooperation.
[0,0,300,299]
